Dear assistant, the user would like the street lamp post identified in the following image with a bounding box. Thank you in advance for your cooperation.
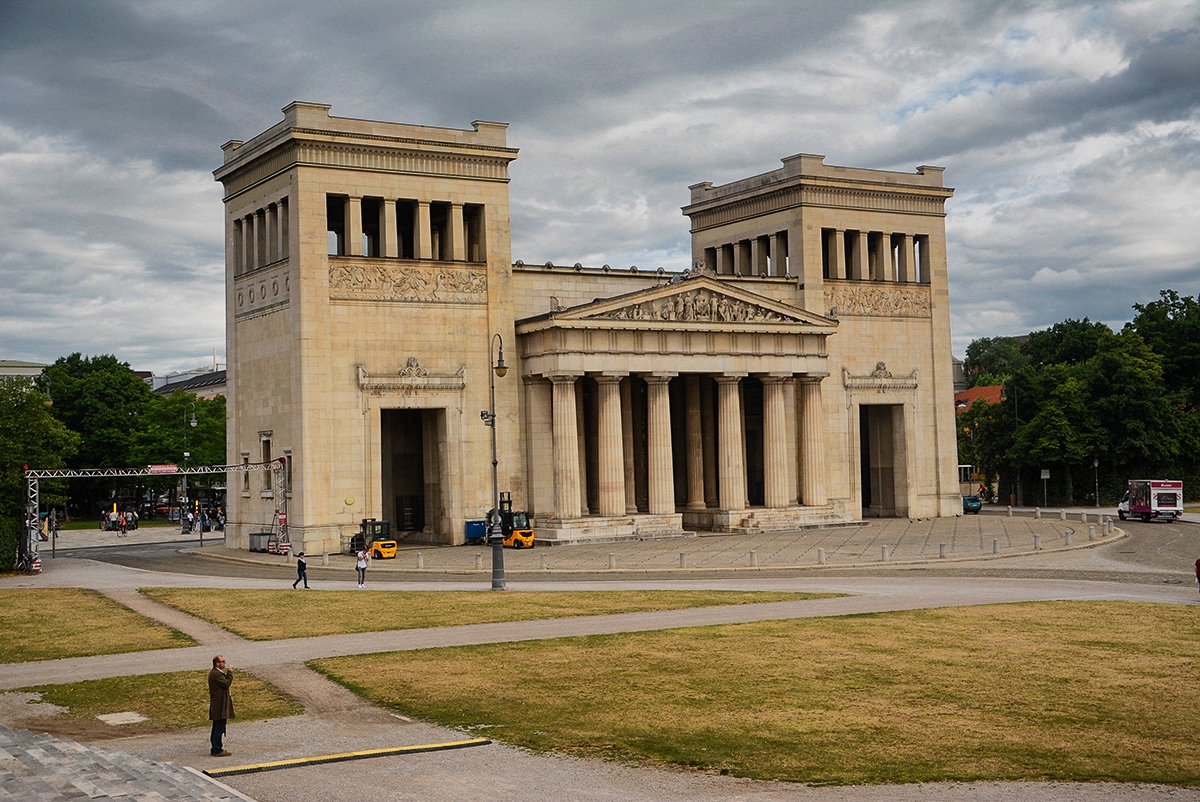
[182,402,197,535]
[481,333,508,590]
[1093,456,1100,508]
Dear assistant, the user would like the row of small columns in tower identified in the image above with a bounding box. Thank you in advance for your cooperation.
[708,231,789,277]
[233,197,289,276]
[335,196,480,261]
[543,372,827,521]
[825,228,931,283]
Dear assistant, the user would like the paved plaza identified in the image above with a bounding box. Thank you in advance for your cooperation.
[2,510,1198,802]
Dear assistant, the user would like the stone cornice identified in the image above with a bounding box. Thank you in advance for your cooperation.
[356,362,466,395]
[687,182,949,231]
[842,363,919,393]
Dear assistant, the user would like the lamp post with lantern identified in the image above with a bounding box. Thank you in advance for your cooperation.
[182,401,197,534]
[480,333,508,590]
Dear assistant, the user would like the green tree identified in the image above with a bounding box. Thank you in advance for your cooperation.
[1130,290,1200,403]
[962,336,1027,388]
[43,354,155,470]
[1023,318,1117,368]
[0,378,80,569]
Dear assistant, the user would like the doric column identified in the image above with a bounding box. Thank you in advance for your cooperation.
[715,244,730,276]
[345,196,363,256]
[576,380,589,514]
[264,203,277,264]
[382,200,399,258]
[621,378,638,514]
[277,198,289,261]
[594,375,625,517]
[799,376,827,506]
[879,232,894,281]
[415,201,433,259]
[232,219,244,276]
[248,211,261,269]
[751,237,766,276]
[684,375,705,510]
[449,203,466,261]
[832,229,846,280]
[551,375,582,519]
[645,375,675,515]
[770,232,787,276]
[897,233,913,282]
[716,375,746,511]
[761,375,790,508]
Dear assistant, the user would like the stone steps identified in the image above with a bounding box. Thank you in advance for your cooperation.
[0,724,253,801]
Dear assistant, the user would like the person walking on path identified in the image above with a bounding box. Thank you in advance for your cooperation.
[1195,557,1200,596]
[208,655,234,757]
[356,548,369,588]
[292,552,309,589]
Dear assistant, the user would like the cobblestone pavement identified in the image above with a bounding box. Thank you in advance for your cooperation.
[3,510,1198,801]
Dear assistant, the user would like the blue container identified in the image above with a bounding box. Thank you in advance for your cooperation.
[464,520,487,543]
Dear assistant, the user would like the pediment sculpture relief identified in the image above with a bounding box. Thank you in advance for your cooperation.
[591,288,792,323]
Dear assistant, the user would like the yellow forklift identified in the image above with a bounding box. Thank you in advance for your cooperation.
[496,491,534,548]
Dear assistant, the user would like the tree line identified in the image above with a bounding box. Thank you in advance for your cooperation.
[1,354,226,565]
[958,290,1199,506]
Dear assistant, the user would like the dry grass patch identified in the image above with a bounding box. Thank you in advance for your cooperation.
[0,589,194,663]
[312,601,1200,787]
[17,670,303,739]
[140,588,833,640]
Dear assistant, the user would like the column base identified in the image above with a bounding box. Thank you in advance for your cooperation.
[534,513,690,545]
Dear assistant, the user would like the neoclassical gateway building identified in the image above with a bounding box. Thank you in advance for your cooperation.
[214,102,960,554]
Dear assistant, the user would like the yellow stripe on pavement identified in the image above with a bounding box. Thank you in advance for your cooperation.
[203,737,491,777]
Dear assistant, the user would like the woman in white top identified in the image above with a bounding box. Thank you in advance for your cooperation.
[355,549,369,588]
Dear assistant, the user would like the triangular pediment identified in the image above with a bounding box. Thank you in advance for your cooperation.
[540,275,836,329]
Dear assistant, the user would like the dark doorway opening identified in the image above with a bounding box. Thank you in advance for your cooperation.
[381,408,441,535]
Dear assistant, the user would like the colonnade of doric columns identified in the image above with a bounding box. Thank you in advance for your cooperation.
[823,228,931,284]
[334,196,483,261]
[234,197,289,276]
[543,372,826,521]
[709,231,789,277]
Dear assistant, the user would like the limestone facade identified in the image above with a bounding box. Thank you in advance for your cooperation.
[214,103,960,554]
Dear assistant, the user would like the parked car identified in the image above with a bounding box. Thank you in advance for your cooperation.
[962,495,982,514]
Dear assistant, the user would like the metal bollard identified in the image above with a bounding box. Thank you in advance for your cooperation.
[939,543,946,559]
[679,553,686,569]
[993,538,999,554]
[882,545,890,561]
[1088,525,1096,541]
[1035,507,1042,520]
[750,550,757,568]
[541,553,549,570]
[1060,509,1066,521]
[475,553,483,570]
[1007,505,1013,517]
[1033,534,1041,550]
[322,550,329,566]
[416,552,424,569]
[817,547,826,565]
[1065,531,1072,545]
[608,552,616,569]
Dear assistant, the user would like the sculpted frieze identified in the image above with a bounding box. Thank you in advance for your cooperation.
[329,260,486,304]
[824,282,931,318]
[590,288,791,324]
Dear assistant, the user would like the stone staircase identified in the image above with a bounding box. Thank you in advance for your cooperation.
[0,724,253,802]
[731,506,851,534]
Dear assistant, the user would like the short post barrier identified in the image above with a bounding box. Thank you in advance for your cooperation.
[1060,509,1067,521]
[882,545,890,562]
[993,538,999,554]
[939,543,946,559]
[817,547,826,565]
[540,553,549,570]
[750,550,758,568]
[1007,505,1013,517]
[1033,534,1041,550]
[1088,525,1096,541]
[1035,507,1042,520]
[416,552,424,569]
[322,551,329,566]
[1065,531,1072,545]
[475,553,483,570]
[608,552,616,569]
[1081,512,1088,523]
[679,552,686,569]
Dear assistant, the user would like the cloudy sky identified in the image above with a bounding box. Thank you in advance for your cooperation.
[1,0,1197,374]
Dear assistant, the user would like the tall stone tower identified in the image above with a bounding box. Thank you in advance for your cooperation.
[214,102,520,554]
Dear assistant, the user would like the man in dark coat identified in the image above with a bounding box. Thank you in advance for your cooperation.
[208,655,235,756]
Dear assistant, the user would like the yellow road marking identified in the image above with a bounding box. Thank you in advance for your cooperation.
[203,737,490,777]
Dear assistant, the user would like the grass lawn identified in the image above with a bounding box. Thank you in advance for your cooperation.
[312,600,1200,787]
[140,588,834,641]
[0,589,194,663]
[57,519,178,531]
[19,670,302,734]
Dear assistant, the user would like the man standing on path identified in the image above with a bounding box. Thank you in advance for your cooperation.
[208,655,234,757]
[1195,557,1200,596]
[293,552,309,589]
[356,548,369,588]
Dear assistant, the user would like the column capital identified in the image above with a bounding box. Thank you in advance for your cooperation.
[639,372,676,383]
[799,372,829,382]
[589,372,627,382]
[714,373,747,384]
[757,373,792,384]
[547,372,584,384]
